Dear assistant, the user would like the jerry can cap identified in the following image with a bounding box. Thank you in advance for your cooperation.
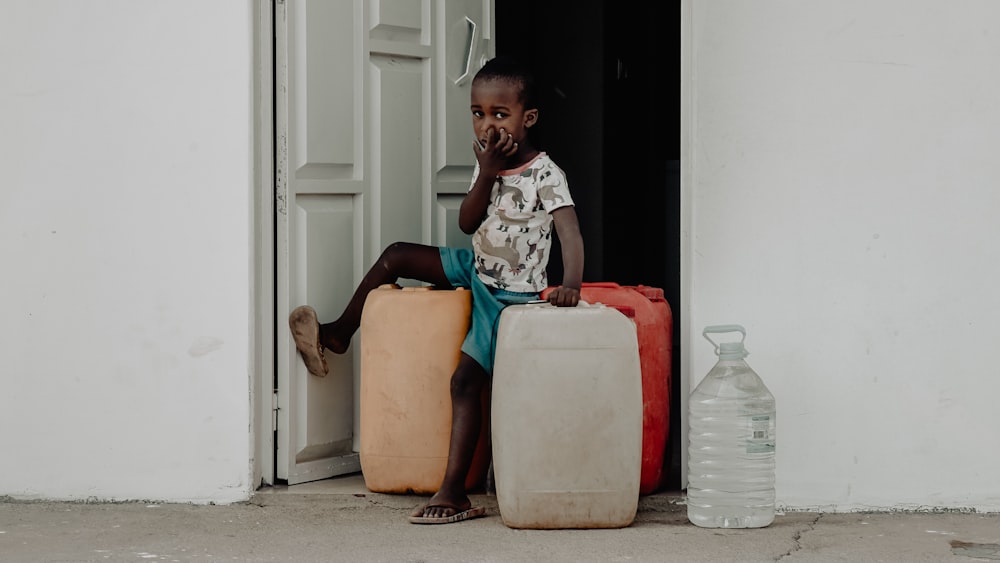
[703,324,749,360]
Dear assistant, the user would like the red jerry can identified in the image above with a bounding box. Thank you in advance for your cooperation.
[541,282,673,494]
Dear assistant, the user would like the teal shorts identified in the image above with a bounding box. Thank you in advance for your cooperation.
[438,247,539,373]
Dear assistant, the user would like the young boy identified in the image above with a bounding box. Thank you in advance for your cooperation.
[288,56,584,524]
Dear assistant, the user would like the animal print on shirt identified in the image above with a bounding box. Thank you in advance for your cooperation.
[470,153,574,293]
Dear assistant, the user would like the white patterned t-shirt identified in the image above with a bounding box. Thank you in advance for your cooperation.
[470,153,574,293]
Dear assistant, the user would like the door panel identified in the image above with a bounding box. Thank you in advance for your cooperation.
[276,0,493,485]
[298,1,358,172]
[370,56,426,251]
[296,195,359,469]
[276,0,366,484]
[435,195,470,250]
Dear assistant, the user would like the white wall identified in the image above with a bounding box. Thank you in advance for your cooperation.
[686,1,1000,511]
[0,2,254,503]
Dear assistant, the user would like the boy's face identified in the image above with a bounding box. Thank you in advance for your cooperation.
[470,78,538,148]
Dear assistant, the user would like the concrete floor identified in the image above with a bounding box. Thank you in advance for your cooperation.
[2,474,998,562]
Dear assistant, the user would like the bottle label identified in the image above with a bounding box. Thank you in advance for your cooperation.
[747,415,775,454]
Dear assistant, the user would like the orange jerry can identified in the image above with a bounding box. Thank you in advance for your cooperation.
[359,284,491,494]
[541,282,673,494]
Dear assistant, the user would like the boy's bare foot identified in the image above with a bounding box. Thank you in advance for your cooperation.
[409,494,485,525]
[288,306,328,376]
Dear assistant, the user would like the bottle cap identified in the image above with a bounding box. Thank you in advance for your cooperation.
[703,324,750,359]
[717,341,749,360]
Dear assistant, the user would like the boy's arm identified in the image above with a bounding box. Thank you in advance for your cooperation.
[459,129,517,234]
[548,206,584,307]
[459,170,497,234]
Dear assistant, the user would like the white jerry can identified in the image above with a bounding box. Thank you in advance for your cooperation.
[491,302,643,529]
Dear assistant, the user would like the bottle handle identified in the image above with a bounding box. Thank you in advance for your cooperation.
[702,324,746,354]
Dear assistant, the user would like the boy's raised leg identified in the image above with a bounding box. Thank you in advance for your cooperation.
[289,242,450,374]
[410,353,489,524]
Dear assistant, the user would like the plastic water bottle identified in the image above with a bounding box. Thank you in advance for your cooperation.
[687,325,775,528]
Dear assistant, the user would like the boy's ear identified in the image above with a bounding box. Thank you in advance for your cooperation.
[523,108,539,129]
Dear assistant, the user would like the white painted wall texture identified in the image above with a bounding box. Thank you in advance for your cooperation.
[686,1,1000,511]
[1,2,254,502]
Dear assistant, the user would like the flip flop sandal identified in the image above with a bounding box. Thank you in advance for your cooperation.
[288,305,328,376]
[408,505,487,525]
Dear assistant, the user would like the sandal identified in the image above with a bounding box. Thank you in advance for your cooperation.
[288,306,328,376]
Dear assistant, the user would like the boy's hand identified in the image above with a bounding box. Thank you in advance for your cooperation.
[549,207,584,308]
[547,286,580,307]
[474,127,517,173]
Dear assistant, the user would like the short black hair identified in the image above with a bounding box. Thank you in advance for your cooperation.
[473,56,537,110]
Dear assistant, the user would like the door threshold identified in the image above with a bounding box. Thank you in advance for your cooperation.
[257,472,368,496]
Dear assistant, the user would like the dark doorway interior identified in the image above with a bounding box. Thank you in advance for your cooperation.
[497,1,682,490]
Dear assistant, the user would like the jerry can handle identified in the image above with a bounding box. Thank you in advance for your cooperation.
[525,299,592,307]
[702,324,746,354]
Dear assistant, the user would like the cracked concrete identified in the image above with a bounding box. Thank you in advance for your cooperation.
[776,513,822,561]
[1,476,998,562]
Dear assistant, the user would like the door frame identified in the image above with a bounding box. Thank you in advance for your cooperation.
[252,0,276,488]
[679,0,693,488]
[250,0,696,490]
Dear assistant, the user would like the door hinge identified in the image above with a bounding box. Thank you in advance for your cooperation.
[272,391,279,432]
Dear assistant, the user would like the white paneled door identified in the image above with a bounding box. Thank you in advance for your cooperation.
[275,0,494,484]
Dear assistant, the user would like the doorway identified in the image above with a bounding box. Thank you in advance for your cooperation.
[255,1,684,492]
[496,1,682,490]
